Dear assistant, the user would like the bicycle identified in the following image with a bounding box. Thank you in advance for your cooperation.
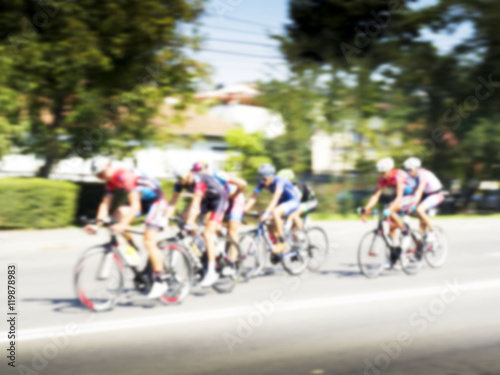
[401,212,448,268]
[165,217,244,294]
[287,215,330,272]
[74,218,193,312]
[239,213,310,276]
[357,210,421,278]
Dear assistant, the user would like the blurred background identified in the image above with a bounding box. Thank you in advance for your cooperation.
[1,2,500,375]
[1,0,500,228]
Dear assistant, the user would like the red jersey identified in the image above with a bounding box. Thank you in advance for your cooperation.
[377,169,408,189]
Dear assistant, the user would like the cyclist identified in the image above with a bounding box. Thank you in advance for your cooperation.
[165,168,228,287]
[210,169,248,263]
[84,158,168,299]
[403,157,444,244]
[277,169,318,230]
[361,157,415,266]
[192,161,208,173]
[245,164,301,263]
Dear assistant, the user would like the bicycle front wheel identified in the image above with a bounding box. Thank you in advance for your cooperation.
[281,229,310,275]
[424,226,448,268]
[158,241,194,305]
[306,226,330,272]
[212,236,244,294]
[400,232,423,275]
[358,231,388,278]
[239,231,265,281]
[74,246,124,312]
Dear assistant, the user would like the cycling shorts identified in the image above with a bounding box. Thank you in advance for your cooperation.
[278,198,301,217]
[226,193,245,222]
[140,196,168,231]
[299,199,318,216]
[420,191,444,209]
[200,196,229,224]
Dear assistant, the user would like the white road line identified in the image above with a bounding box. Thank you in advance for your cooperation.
[2,278,500,343]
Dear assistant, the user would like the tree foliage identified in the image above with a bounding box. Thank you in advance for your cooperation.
[278,0,500,182]
[0,0,205,176]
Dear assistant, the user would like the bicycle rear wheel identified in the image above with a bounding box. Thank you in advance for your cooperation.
[158,241,194,305]
[306,226,330,272]
[212,236,244,294]
[281,229,310,275]
[400,232,423,275]
[424,226,448,268]
[239,231,265,281]
[358,231,388,278]
[74,246,124,312]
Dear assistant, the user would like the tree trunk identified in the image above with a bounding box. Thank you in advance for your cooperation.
[36,97,65,178]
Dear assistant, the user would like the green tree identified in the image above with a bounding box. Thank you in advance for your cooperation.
[225,128,271,183]
[258,72,325,175]
[0,0,205,176]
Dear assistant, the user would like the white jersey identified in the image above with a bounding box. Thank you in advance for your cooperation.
[416,168,442,194]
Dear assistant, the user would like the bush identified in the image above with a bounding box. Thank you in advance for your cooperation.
[0,178,80,229]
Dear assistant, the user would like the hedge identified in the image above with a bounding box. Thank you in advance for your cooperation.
[0,178,80,229]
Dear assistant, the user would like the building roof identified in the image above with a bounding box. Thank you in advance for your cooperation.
[151,101,237,137]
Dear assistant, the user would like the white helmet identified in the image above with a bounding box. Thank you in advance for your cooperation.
[376,157,395,173]
[91,157,110,175]
[403,157,421,171]
[172,166,191,180]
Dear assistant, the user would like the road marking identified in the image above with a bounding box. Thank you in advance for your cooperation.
[3,278,500,343]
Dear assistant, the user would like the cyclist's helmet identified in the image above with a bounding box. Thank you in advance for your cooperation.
[173,166,191,180]
[376,157,395,173]
[403,157,421,171]
[192,161,207,172]
[258,163,276,178]
[277,169,295,181]
[91,157,110,175]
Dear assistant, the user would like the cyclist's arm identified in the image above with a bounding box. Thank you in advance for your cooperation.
[96,193,113,223]
[413,180,426,204]
[230,176,248,196]
[244,192,259,212]
[119,191,141,226]
[165,192,180,219]
[388,182,404,211]
[264,189,282,216]
[364,189,382,212]
[186,193,202,227]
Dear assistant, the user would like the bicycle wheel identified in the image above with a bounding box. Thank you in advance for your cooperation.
[358,231,388,278]
[157,241,194,305]
[400,231,423,275]
[239,231,265,281]
[306,226,330,272]
[281,229,310,275]
[212,236,244,294]
[74,246,124,312]
[424,226,448,268]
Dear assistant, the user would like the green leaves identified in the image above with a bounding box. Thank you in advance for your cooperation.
[0,0,205,175]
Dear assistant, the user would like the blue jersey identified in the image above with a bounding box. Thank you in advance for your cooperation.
[255,176,300,203]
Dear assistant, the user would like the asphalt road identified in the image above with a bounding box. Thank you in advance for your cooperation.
[1,217,500,375]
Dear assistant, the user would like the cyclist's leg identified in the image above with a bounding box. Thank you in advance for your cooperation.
[143,197,169,298]
[272,199,300,254]
[143,197,168,274]
[416,192,444,232]
[227,193,245,262]
[201,197,227,286]
[290,209,302,230]
[112,205,138,243]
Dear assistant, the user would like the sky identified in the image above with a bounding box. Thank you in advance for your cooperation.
[184,0,474,88]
